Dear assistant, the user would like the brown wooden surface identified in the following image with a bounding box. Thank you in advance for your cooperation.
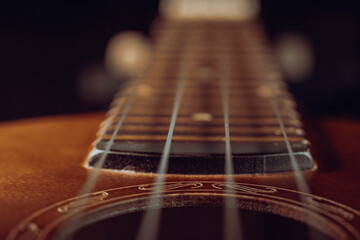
[0,113,359,239]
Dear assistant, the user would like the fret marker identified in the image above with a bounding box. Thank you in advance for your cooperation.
[138,84,153,97]
[296,129,305,135]
[192,112,213,122]
[275,130,282,136]
[195,66,216,82]
[257,85,277,98]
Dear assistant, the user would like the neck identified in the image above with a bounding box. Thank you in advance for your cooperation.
[87,17,313,175]
[160,0,260,21]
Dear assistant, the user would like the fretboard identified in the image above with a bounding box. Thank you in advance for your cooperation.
[88,19,313,175]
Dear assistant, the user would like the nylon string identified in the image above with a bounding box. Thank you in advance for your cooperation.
[135,32,192,240]
[270,96,310,194]
[55,79,142,239]
[217,33,244,240]
[79,82,139,196]
[268,69,316,238]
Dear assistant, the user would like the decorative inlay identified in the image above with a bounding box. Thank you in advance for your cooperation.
[138,182,203,191]
[57,192,109,213]
[306,196,355,221]
[211,182,277,194]
[6,182,360,240]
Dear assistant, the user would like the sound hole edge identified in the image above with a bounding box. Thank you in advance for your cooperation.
[51,193,341,240]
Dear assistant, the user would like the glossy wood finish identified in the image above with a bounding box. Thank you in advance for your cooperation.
[0,113,359,239]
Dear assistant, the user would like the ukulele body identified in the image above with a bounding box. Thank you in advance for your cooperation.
[0,113,359,239]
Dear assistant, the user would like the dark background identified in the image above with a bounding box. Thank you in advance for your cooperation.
[1,0,360,122]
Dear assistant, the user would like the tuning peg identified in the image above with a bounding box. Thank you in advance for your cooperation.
[105,31,153,78]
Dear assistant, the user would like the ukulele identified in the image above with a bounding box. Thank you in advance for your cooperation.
[1,0,360,239]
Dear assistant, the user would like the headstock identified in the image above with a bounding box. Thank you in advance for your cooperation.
[160,0,260,21]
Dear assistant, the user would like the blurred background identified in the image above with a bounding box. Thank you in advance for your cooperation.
[0,0,359,122]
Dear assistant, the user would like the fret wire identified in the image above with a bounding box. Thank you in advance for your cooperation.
[109,123,302,129]
[104,132,304,138]
[110,105,296,113]
[105,124,303,134]
[115,96,295,102]
[109,111,300,118]
[111,99,296,109]
[108,116,301,126]
[101,135,306,142]
[114,112,299,118]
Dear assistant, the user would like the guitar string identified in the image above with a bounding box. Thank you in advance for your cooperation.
[58,20,176,239]
[54,81,142,239]
[270,96,310,194]
[62,21,311,240]
[265,47,321,238]
[74,17,175,199]
[135,29,192,240]
[270,94,321,239]
[217,32,244,240]
[80,84,139,196]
